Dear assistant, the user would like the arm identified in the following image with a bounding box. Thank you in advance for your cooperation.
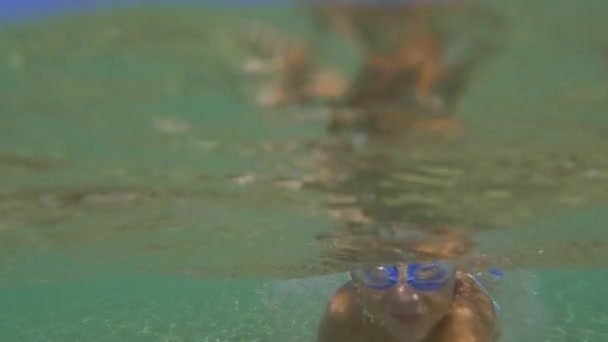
[435,303,500,342]
[433,275,501,342]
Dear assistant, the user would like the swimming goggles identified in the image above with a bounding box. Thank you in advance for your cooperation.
[352,262,455,291]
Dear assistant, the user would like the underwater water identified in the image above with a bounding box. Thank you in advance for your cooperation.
[1,0,608,340]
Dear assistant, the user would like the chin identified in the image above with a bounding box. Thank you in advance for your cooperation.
[388,330,427,342]
[384,318,429,342]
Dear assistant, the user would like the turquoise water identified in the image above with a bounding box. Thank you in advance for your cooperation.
[1,1,608,340]
[0,271,606,341]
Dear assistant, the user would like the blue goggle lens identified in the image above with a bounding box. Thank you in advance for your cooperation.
[406,263,452,291]
[352,266,399,290]
[354,262,453,291]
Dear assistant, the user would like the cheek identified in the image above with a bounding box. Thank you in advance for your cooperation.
[360,290,391,312]
[424,292,453,315]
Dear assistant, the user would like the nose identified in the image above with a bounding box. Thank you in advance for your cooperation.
[393,282,421,303]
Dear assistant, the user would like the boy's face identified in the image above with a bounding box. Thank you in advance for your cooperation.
[352,262,456,342]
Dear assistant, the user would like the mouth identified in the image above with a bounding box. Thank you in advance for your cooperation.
[389,312,423,325]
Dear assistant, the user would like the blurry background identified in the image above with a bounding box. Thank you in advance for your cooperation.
[1,0,607,340]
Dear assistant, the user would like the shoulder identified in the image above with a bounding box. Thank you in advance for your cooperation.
[454,271,499,317]
[323,281,362,323]
[440,271,501,341]
[317,281,365,342]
